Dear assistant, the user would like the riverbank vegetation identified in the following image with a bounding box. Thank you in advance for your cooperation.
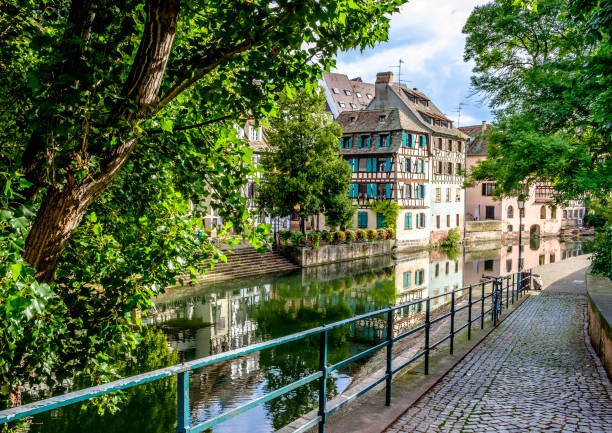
[0,0,406,423]
[463,0,611,272]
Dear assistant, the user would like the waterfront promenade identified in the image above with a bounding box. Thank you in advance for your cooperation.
[386,257,612,433]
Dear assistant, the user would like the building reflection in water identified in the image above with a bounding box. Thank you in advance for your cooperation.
[140,237,586,432]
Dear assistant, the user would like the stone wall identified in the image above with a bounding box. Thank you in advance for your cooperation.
[586,273,612,379]
[279,240,394,267]
[464,220,502,243]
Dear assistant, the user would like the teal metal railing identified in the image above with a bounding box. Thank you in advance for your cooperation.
[0,270,533,433]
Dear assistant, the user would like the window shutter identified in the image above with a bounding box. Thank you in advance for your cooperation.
[348,137,352,148]
[385,157,391,172]
[386,135,391,146]
[373,184,378,198]
[367,137,371,147]
[402,133,407,147]
[386,183,391,198]
[422,185,426,199]
[340,137,344,148]
[366,158,372,173]
[408,213,412,229]
[422,213,426,227]
[482,183,486,195]
[373,158,378,172]
[421,135,426,147]
[358,137,362,148]
[376,136,381,147]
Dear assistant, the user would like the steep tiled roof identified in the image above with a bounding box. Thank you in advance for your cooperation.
[387,84,468,139]
[459,124,489,156]
[321,72,376,114]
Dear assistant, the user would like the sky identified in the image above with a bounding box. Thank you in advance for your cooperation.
[333,0,492,127]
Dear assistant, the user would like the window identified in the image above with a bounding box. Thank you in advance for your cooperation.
[404,213,412,229]
[445,262,449,274]
[484,260,494,271]
[437,161,442,174]
[456,163,462,174]
[379,115,386,124]
[436,215,440,229]
[344,89,351,95]
[455,261,459,273]
[436,188,441,202]
[579,209,584,218]
[456,214,460,226]
[403,271,411,288]
[507,245,513,253]
[485,206,495,219]
[482,183,495,196]
[348,183,359,198]
[366,93,373,99]
[358,212,368,228]
[338,101,346,108]
[447,162,453,175]
[506,259,512,273]
[540,206,546,219]
[446,188,451,202]
[551,207,557,219]
[249,125,261,141]
[507,206,514,219]
[507,225,513,232]
[356,92,362,98]
[234,124,245,139]
[550,254,555,263]
[435,263,439,277]
[457,142,462,153]
[415,269,425,285]
[332,88,339,94]
[446,214,451,227]
[563,210,567,219]
[349,116,356,125]
[539,255,545,265]
[376,213,385,229]
[456,189,461,202]
[350,102,357,109]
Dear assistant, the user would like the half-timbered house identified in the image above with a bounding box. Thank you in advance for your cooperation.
[336,108,431,248]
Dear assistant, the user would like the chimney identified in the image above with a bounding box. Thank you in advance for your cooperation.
[376,71,393,84]
[413,88,418,91]
[482,120,487,130]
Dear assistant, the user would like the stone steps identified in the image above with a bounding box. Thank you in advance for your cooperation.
[193,248,298,282]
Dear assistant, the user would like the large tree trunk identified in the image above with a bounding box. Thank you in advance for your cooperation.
[23,0,180,282]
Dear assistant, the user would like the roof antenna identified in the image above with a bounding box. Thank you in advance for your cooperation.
[455,102,466,127]
[389,59,410,86]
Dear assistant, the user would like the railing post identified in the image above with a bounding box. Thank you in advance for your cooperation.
[318,329,328,433]
[176,371,190,433]
[529,269,533,291]
[450,291,455,355]
[468,285,472,340]
[518,271,522,296]
[511,273,515,304]
[505,276,509,309]
[424,298,431,375]
[480,282,485,329]
[385,309,394,406]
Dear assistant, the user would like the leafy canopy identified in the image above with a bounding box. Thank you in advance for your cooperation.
[257,87,353,227]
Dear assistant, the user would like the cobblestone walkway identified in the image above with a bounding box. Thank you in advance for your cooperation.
[386,273,612,433]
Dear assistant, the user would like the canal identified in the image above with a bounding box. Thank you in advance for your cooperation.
[29,238,588,433]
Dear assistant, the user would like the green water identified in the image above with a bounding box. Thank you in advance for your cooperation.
[27,239,587,433]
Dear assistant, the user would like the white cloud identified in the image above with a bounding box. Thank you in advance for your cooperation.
[333,0,492,125]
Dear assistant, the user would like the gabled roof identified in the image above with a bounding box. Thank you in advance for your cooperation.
[321,72,376,114]
[387,84,468,139]
[459,124,489,156]
[336,108,428,155]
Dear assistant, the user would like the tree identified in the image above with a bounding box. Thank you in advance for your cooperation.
[463,0,611,202]
[257,88,353,233]
[370,200,399,229]
[0,0,406,413]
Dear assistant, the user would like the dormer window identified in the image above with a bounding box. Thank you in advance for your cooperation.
[349,116,356,125]
[338,101,346,108]
[332,88,340,94]
[356,92,362,98]
[350,102,357,109]
[379,115,386,124]
[344,89,351,96]
[366,93,373,99]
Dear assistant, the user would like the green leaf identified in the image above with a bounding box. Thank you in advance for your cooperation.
[10,263,22,281]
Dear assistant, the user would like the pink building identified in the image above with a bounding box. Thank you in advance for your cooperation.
[461,122,585,238]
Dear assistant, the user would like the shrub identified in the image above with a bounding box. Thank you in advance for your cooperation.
[366,229,376,242]
[308,232,322,249]
[333,230,346,243]
[376,228,386,240]
[345,230,356,243]
[386,227,395,239]
[356,229,367,241]
[321,231,333,243]
[291,231,306,246]
[440,228,461,248]
[279,230,291,246]
[591,228,612,277]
